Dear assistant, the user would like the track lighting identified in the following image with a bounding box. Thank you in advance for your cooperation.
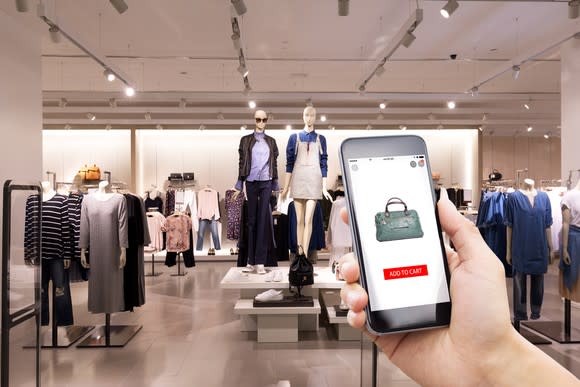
[64,124,71,130]
[330,126,336,131]
[59,98,68,108]
[217,112,225,120]
[512,65,521,80]
[109,98,117,108]
[240,124,247,131]
[109,0,128,14]
[482,113,488,121]
[570,0,579,19]
[478,126,483,132]
[527,125,533,132]
[438,124,444,130]
[321,115,327,122]
[179,99,187,109]
[469,86,479,97]
[544,133,550,139]
[306,98,313,107]
[401,31,416,48]
[379,101,387,110]
[231,0,247,16]
[103,69,115,82]
[105,124,112,130]
[447,101,456,109]
[524,103,530,110]
[366,124,372,130]
[248,100,256,109]
[49,26,61,43]
[125,86,135,97]
[237,64,249,77]
[286,125,292,131]
[199,124,206,131]
[87,113,96,121]
[144,113,151,121]
[358,84,366,95]
[243,85,252,96]
[375,66,385,77]
[400,125,407,131]
[338,0,349,16]
[15,0,28,12]
[440,0,459,19]
[232,34,241,51]
[156,124,163,130]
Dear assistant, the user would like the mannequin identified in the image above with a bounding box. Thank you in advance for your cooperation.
[281,106,332,259]
[559,180,580,300]
[506,178,553,321]
[233,110,279,274]
[41,180,56,202]
[81,181,126,269]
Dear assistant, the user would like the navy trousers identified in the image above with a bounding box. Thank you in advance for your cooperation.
[245,180,273,265]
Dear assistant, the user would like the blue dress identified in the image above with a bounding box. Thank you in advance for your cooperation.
[505,190,553,275]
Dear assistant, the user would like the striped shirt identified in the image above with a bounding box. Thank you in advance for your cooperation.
[24,194,71,260]
[67,192,83,260]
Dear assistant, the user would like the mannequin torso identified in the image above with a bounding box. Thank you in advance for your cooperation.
[520,178,537,207]
[41,180,56,202]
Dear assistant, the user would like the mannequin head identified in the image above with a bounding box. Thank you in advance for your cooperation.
[98,180,110,193]
[41,180,52,194]
[254,110,268,133]
[303,106,316,130]
[523,178,535,190]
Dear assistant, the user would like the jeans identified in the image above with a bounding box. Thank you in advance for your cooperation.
[513,270,544,321]
[245,180,273,265]
[41,259,74,326]
[196,218,221,251]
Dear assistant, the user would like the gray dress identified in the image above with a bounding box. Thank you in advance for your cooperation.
[79,194,128,313]
[290,134,323,200]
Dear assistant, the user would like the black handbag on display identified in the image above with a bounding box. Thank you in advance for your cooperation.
[183,172,194,181]
[289,252,314,287]
[168,173,183,181]
[488,169,503,181]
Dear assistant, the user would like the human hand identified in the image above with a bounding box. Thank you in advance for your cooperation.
[64,259,70,269]
[120,249,126,269]
[339,189,518,386]
[80,249,90,269]
[280,188,289,201]
[563,251,572,266]
[233,189,241,200]
[322,189,333,202]
[506,249,512,265]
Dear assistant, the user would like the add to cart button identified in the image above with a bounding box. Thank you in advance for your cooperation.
[383,265,428,280]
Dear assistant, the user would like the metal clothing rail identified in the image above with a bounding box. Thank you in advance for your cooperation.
[2,180,42,387]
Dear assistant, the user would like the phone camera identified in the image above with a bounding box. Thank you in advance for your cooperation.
[418,159,425,167]
[351,164,359,171]
[410,161,417,168]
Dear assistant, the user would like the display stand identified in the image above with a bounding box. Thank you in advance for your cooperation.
[522,300,580,343]
[76,313,141,348]
[171,252,187,277]
[372,343,378,387]
[145,252,162,277]
[513,319,551,345]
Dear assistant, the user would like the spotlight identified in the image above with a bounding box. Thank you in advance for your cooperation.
[321,115,327,122]
[524,103,530,110]
[109,0,128,14]
[237,65,249,77]
[109,98,117,108]
[440,0,459,19]
[286,125,292,131]
[400,125,407,131]
[478,126,483,132]
[103,69,116,82]
[305,98,313,107]
[144,113,152,121]
[243,85,252,96]
[125,86,135,97]
[570,0,579,19]
[527,125,533,132]
[49,26,61,43]
[401,31,416,48]
[248,100,256,109]
[469,86,479,97]
[105,124,112,130]
[231,34,241,51]
[156,124,163,130]
[231,0,247,16]
[15,0,28,12]
[544,133,550,139]
[447,101,456,109]
[482,113,488,121]
[375,66,385,77]
[330,126,336,130]
[338,0,349,16]
[59,98,68,108]
[379,101,387,110]
[179,99,187,109]
[64,124,71,130]
[358,84,366,95]
[512,65,521,80]
[86,113,96,121]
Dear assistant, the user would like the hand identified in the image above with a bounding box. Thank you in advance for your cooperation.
[563,251,572,266]
[119,249,126,269]
[549,250,555,265]
[233,189,241,200]
[80,249,90,269]
[339,189,518,386]
[64,259,70,269]
[322,189,333,202]
[506,249,512,265]
[280,187,289,201]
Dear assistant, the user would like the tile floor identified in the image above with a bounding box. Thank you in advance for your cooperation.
[6,261,580,386]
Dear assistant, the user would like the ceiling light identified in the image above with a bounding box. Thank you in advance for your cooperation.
[338,0,349,16]
[86,113,96,121]
[438,124,444,130]
[379,101,387,110]
[124,86,135,97]
[440,0,459,19]
[401,31,416,48]
[156,124,163,130]
[243,85,252,96]
[321,115,327,122]
[109,0,128,14]
[248,100,256,109]
[377,113,384,120]
[478,126,483,132]
[15,0,28,12]
[375,65,385,77]
[59,98,68,108]
[569,0,579,19]
[305,98,313,107]
[447,101,456,109]
[109,98,117,108]
[179,99,187,109]
[524,103,530,110]
[49,26,61,43]
[527,125,533,132]
[358,84,366,95]
[286,125,292,131]
[103,69,115,82]
[217,112,225,120]
[512,65,521,80]
[144,113,151,121]
[199,124,206,131]
[237,64,249,77]
[231,0,247,16]
[400,125,407,131]
[64,124,71,130]
[469,86,479,97]
[105,124,112,130]
[331,126,336,131]
[232,36,241,51]
[544,133,550,139]
[240,124,247,131]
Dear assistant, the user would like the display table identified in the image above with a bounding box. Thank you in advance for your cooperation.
[220,266,345,343]
[320,290,360,341]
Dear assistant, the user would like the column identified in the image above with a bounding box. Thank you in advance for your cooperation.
[561,37,580,186]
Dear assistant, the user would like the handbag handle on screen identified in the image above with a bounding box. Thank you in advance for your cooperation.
[385,197,409,216]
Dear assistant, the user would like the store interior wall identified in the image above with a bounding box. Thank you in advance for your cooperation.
[481,136,561,184]
[561,38,580,186]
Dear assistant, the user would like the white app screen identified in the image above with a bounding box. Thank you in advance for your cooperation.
[348,155,450,311]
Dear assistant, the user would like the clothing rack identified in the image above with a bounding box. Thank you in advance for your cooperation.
[522,169,580,344]
[76,313,142,348]
[171,252,187,277]
[145,252,162,277]
[540,179,563,188]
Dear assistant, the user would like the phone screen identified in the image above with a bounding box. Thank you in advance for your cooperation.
[347,154,450,312]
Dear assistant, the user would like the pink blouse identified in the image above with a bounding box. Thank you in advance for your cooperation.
[161,214,192,252]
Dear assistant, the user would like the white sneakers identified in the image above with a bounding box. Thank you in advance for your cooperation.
[241,264,267,274]
[255,289,283,302]
[265,270,284,282]
[256,264,266,274]
[241,264,254,273]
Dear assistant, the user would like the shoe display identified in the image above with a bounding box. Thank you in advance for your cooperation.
[230,248,235,255]
[208,248,215,256]
[256,264,266,274]
[264,272,274,282]
[272,270,283,282]
[255,289,283,302]
[241,264,254,273]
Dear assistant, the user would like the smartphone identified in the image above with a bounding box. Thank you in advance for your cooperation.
[339,135,451,335]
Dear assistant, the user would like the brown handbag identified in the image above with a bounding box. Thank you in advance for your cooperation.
[79,164,101,181]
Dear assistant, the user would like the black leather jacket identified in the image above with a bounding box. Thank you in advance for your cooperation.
[237,132,279,182]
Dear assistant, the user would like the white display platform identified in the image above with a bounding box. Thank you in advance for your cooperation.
[220,266,345,290]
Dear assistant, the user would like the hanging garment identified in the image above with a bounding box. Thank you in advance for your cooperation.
[477,191,511,277]
[183,189,199,231]
[162,213,193,252]
[166,229,195,268]
[67,192,89,282]
[164,190,176,217]
[505,190,553,275]
[289,133,323,199]
[447,188,464,209]
[560,225,580,291]
[546,188,567,252]
[197,188,220,220]
[80,193,128,314]
[145,211,165,252]
[196,218,221,251]
[273,212,289,261]
[225,189,245,240]
[144,195,163,212]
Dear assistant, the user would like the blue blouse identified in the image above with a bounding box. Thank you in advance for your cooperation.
[285,130,328,177]
[505,190,553,275]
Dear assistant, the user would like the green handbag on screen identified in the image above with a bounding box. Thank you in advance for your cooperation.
[375,197,424,242]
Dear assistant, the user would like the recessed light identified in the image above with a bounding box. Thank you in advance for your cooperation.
[447,101,456,109]
[524,103,530,110]
[544,133,550,139]
[248,101,256,109]
[379,101,387,110]
[320,115,327,122]
[527,125,533,132]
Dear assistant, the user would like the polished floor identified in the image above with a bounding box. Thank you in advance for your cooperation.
[7,261,580,387]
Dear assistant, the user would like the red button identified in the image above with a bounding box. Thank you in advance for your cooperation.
[383,265,429,280]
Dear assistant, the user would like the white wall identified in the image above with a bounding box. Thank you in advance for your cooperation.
[43,130,132,185]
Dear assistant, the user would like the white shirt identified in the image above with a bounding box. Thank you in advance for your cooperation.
[562,190,580,228]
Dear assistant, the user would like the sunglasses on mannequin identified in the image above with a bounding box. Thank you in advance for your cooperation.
[255,118,268,123]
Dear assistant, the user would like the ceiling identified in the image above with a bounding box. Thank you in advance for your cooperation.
[10,0,580,135]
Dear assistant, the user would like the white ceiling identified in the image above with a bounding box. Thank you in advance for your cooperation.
[13,0,580,135]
